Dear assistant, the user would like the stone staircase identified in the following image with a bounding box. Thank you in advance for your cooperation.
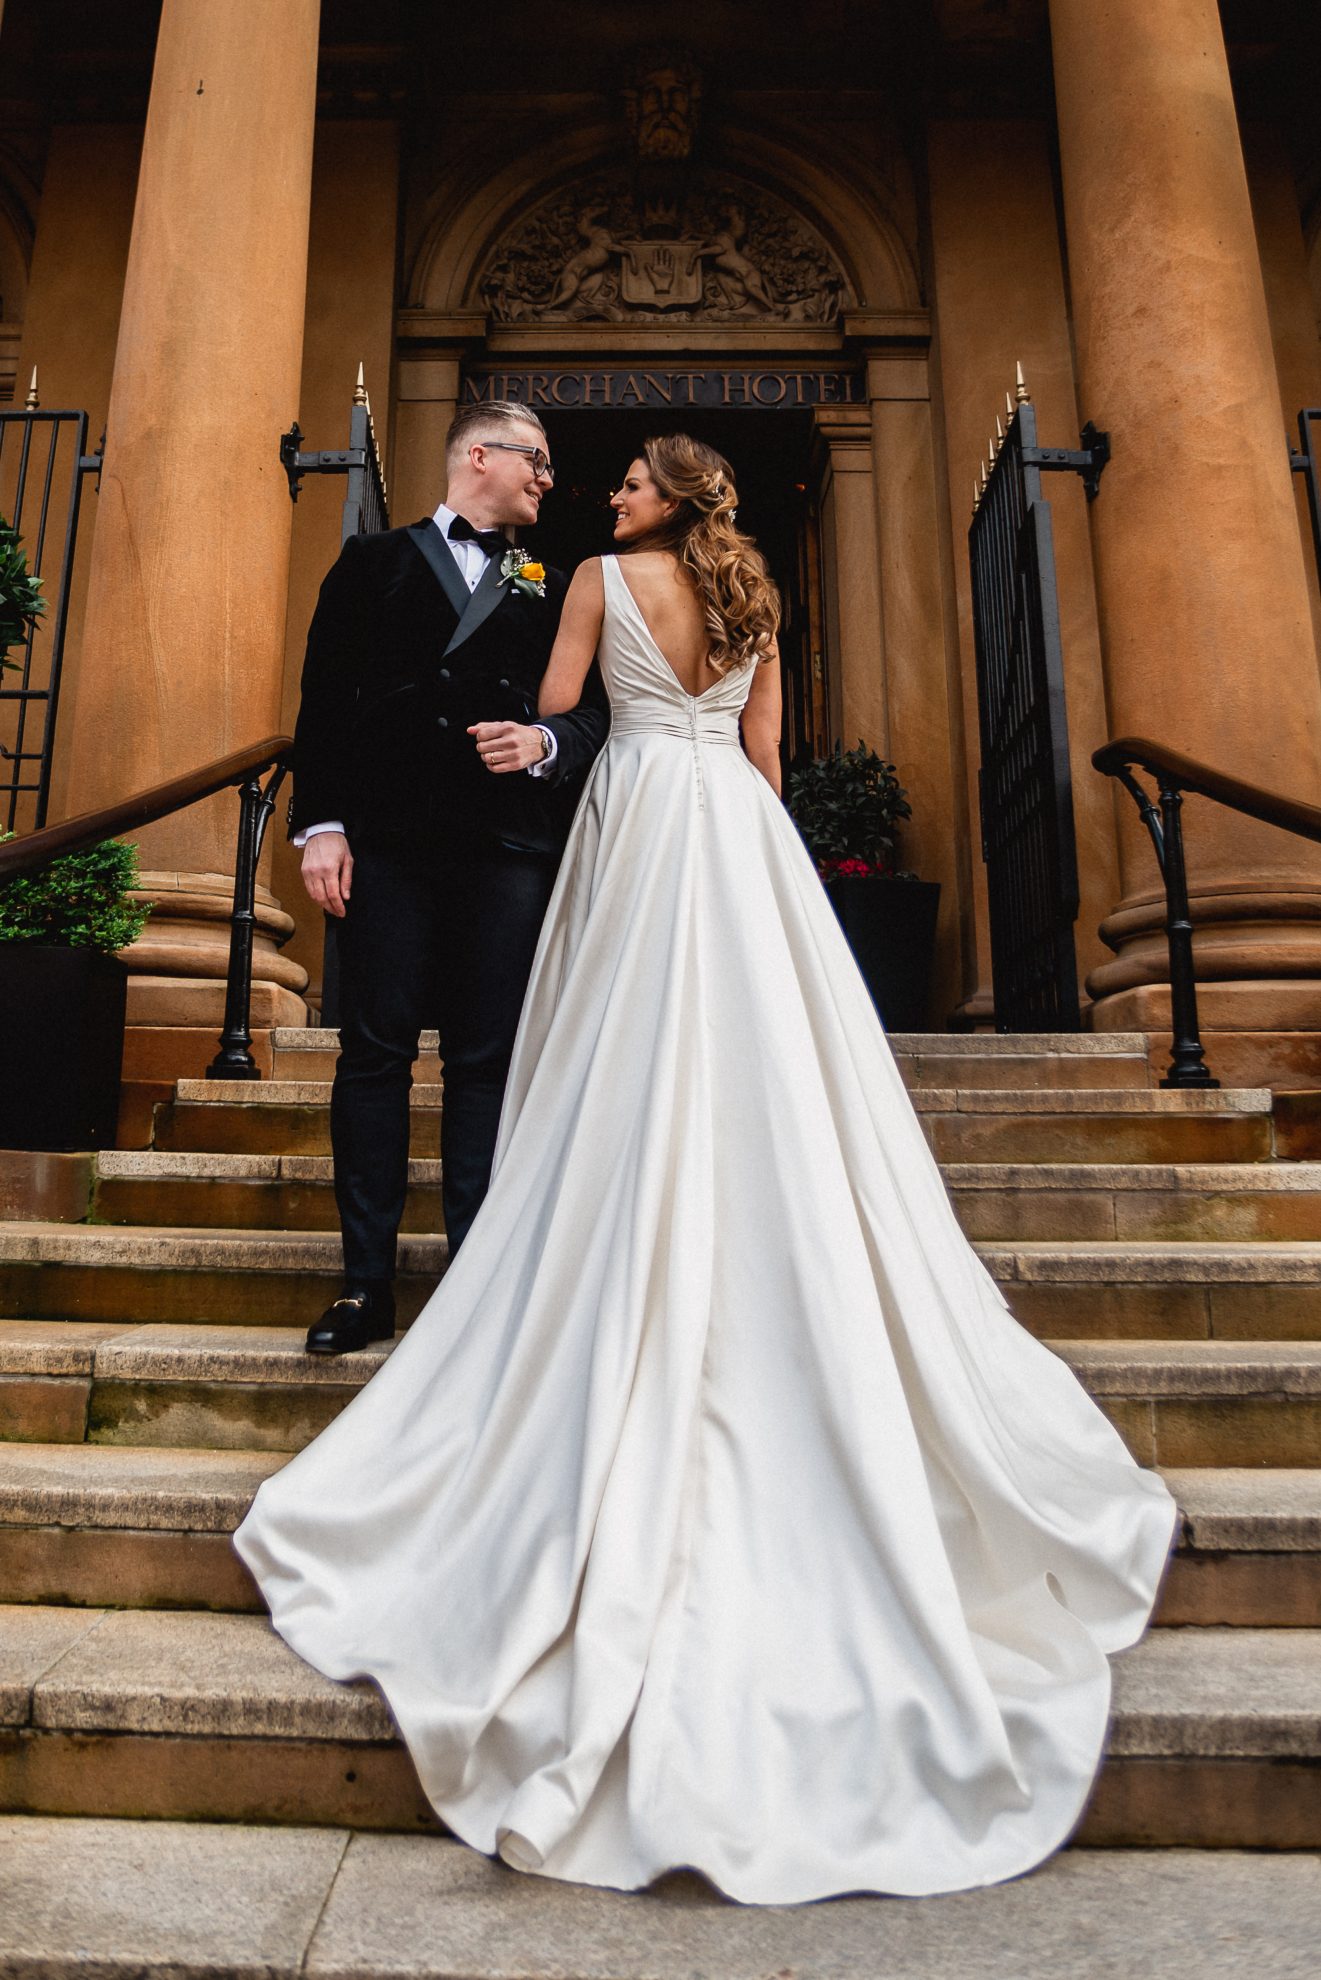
[2,1028,1319,1974]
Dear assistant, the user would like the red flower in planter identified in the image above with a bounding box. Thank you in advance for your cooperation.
[820,856,883,880]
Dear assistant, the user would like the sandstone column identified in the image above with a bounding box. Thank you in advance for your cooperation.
[64,0,320,1027]
[1049,0,1321,1045]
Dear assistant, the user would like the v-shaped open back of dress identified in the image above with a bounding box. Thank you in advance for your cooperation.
[235,555,1175,1903]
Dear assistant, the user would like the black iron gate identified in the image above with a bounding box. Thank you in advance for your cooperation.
[968,377,1108,1030]
[0,392,102,829]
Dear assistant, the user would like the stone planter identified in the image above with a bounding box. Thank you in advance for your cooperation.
[824,876,941,1031]
[0,946,127,1149]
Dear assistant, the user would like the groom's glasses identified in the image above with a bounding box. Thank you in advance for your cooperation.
[485,441,555,484]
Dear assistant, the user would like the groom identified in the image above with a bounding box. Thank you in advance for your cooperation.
[291,401,608,1353]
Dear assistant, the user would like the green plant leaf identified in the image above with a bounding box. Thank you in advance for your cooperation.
[0,836,152,954]
[0,516,46,672]
[786,741,913,873]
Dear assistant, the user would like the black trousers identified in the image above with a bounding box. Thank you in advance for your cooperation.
[330,837,557,1277]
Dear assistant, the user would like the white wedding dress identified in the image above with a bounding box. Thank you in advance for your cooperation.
[236,554,1176,1903]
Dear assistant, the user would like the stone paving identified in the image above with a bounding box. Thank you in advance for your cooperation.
[2,1030,1319,1969]
[2,1821,1319,1979]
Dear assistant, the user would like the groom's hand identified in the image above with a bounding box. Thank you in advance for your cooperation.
[301,831,354,918]
[468,721,547,774]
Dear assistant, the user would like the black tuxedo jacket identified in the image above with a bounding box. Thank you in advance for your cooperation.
[290,519,608,855]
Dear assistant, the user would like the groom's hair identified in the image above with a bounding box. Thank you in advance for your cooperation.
[446,399,548,469]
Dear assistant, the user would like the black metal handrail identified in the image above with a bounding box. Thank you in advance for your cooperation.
[1092,734,1321,1088]
[0,735,293,1081]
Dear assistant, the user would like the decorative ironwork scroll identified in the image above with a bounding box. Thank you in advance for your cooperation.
[280,364,389,547]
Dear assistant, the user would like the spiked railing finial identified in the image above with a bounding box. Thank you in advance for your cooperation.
[24,366,38,411]
[1015,360,1030,405]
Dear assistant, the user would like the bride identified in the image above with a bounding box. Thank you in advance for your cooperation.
[235,434,1175,1904]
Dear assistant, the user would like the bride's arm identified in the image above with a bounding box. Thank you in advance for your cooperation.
[740,644,783,796]
[539,559,605,716]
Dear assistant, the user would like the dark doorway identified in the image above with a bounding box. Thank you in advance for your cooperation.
[530,408,828,769]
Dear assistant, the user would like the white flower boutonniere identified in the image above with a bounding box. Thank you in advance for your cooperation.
[500,549,547,599]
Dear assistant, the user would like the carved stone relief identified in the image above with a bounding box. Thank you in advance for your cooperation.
[480,170,850,325]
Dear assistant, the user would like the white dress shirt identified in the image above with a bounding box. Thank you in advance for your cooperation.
[295,503,557,847]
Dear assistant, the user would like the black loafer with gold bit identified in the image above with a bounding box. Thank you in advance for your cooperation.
[305,1282,397,1355]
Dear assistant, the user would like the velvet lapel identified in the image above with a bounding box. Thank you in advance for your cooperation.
[444,545,510,657]
[407,518,470,621]
[406,519,514,658]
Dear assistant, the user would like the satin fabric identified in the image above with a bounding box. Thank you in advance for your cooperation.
[236,555,1176,1903]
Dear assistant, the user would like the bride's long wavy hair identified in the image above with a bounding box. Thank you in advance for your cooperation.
[625,434,781,674]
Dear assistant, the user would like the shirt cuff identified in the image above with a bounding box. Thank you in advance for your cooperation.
[292,820,347,848]
[527,727,558,779]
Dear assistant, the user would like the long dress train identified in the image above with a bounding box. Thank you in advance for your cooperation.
[235,554,1176,1904]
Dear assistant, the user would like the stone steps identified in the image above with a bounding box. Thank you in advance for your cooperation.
[4,1320,1319,1465]
[155,1080,444,1158]
[86,1150,1321,1251]
[12,1226,1321,1340]
[7,1825,1319,1980]
[2,1028,1316,1890]
[2,1608,1317,1847]
[266,1024,1157,1091]
[0,1443,279,1612]
[93,1149,446,1233]
[153,1080,1276,1164]
[948,1160,1321,1245]
[2,1444,1316,1626]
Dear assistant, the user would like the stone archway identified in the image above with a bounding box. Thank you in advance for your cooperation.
[387,64,968,1021]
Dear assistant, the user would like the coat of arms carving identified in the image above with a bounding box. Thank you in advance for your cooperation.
[479,52,850,326]
[480,174,849,326]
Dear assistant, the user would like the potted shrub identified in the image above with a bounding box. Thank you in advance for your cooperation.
[0,513,45,664]
[789,741,941,1030]
[0,839,151,1149]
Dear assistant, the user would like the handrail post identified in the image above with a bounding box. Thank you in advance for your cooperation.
[1157,777,1218,1089]
[206,764,286,1080]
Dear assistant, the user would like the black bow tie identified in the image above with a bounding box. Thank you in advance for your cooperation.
[447,515,506,558]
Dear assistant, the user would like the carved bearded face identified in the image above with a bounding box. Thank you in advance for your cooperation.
[628,66,700,162]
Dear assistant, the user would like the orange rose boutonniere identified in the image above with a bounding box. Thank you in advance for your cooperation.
[500,549,547,599]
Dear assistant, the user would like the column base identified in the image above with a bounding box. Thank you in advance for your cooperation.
[112,872,309,1138]
[124,978,307,1028]
[1091,981,1321,1089]
[1093,980,1321,1032]
[126,868,309,1021]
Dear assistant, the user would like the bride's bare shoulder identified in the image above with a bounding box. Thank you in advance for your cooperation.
[618,549,689,592]
[566,556,606,597]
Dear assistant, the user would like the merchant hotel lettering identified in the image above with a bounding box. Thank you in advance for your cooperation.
[3,1,1321,1082]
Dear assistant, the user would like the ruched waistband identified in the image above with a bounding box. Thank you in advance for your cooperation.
[609,705,741,811]
[609,717,741,746]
